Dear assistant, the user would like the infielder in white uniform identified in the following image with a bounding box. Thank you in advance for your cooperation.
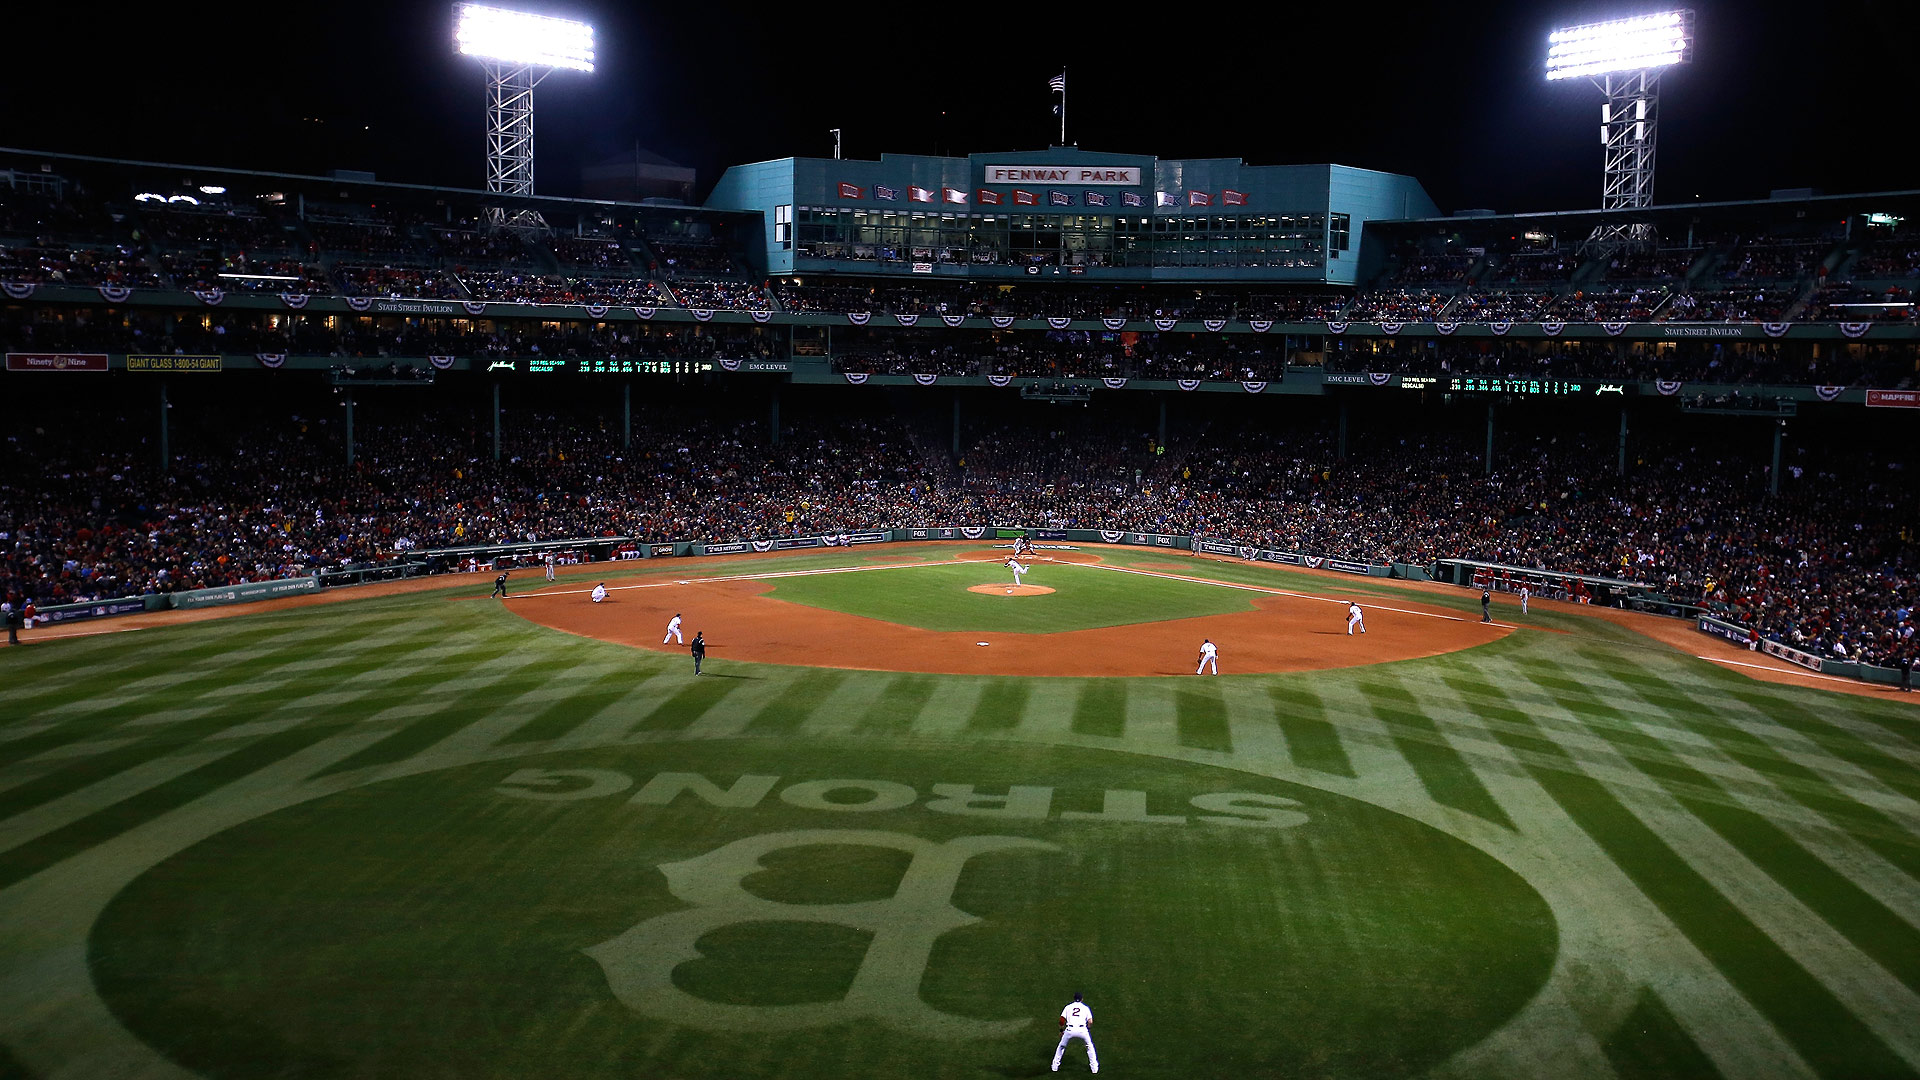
[1052,992,1098,1073]
[664,613,684,644]
[591,583,608,604]
[1006,557,1028,587]
[1347,600,1366,635]
[1197,638,1219,675]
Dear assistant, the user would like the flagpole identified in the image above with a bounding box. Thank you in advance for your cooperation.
[1060,68,1067,146]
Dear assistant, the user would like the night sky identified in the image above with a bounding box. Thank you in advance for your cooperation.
[3,0,1912,212]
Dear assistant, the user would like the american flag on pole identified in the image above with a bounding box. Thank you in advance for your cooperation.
[1048,72,1066,92]
[1084,191,1109,206]
[1121,191,1144,207]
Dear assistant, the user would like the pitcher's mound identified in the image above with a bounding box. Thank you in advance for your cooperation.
[968,584,1056,597]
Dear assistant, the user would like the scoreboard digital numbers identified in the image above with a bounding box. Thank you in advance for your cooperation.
[528,359,714,375]
[1448,376,1630,396]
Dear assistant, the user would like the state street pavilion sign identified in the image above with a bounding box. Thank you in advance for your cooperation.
[982,164,1141,185]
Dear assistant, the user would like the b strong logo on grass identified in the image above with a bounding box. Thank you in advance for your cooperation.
[91,740,1557,1080]
[585,829,1058,1037]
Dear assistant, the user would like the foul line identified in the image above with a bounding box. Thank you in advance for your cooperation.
[505,560,949,599]
[1695,653,1885,687]
[1076,561,1511,626]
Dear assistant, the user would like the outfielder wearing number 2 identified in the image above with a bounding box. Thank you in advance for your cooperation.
[1053,992,1098,1073]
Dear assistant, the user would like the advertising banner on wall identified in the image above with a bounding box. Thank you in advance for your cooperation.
[6,352,108,372]
[126,354,224,372]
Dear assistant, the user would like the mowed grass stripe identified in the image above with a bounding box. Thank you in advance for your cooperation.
[628,676,746,735]
[1546,665,1920,999]
[1601,988,1728,1080]
[1267,683,1356,777]
[1357,677,1513,829]
[966,679,1031,733]
[1714,685,1920,807]
[1443,672,1917,1080]
[3,618,430,751]
[1069,680,1126,739]
[745,671,847,735]
[1540,660,1920,879]
[311,658,567,777]
[0,638,343,768]
[0,722,356,893]
[1569,649,1920,791]
[858,676,939,731]
[1172,680,1233,753]
[501,667,662,745]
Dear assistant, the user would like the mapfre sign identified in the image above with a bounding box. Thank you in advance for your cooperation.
[982,164,1141,185]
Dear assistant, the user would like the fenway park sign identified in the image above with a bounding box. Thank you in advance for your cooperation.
[982,164,1141,185]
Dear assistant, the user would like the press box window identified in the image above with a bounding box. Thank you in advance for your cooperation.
[774,204,792,248]
[1330,213,1351,251]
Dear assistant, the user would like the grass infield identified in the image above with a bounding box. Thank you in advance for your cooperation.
[0,547,1917,1080]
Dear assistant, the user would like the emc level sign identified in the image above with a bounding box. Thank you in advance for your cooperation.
[982,164,1141,185]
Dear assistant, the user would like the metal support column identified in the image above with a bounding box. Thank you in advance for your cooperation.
[622,382,631,450]
[159,381,169,472]
[345,393,355,467]
[1771,420,1784,496]
[492,382,502,463]
[1485,403,1496,476]
[1338,398,1349,462]
[1617,407,1628,477]
[770,391,781,446]
[952,395,961,454]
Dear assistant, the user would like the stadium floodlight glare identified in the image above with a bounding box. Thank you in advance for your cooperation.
[453,3,594,72]
[1548,10,1694,254]
[1546,11,1691,80]
[453,4,596,230]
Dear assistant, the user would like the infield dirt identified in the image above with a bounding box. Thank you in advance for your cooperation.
[512,550,1509,677]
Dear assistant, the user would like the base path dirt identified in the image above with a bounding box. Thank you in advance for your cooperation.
[511,553,1509,677]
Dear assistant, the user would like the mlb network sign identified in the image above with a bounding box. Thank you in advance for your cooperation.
[982,164,1141,185]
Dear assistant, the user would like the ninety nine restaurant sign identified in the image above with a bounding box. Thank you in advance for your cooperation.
[982,164,1141,185]
[6,352,108,372]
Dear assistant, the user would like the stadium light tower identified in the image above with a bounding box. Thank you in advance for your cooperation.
[1546,10,1694,253]
[453,3,595,230]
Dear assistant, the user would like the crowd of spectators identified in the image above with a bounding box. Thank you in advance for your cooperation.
[4,394,1910,668]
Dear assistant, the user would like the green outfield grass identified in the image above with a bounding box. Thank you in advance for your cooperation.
[765,559,1255,632]
[1,548,1918,1080]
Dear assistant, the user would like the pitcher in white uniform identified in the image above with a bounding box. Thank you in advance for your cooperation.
[1006,557,1028,586]
[1052,992,1098,1073]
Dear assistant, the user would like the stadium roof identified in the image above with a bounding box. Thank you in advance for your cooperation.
[0,146,755,218]
[1380,187,1920,227]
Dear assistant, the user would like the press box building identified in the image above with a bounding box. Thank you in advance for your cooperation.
[705,147,1438,286]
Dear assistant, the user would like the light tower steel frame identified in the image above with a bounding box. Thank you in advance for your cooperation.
[1585,68,1663,254]
[482,61,549,232]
